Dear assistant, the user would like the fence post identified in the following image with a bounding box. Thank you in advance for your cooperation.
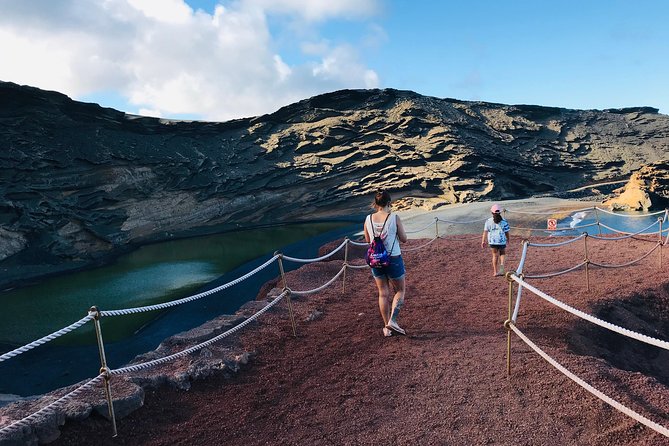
[342,238,349,292]
[89,306,117,437]
[434,217,439,239]
[659,218,663,269]
[504,273,514,377]
[275,252,297,337]
[594,207,602,235]
[583,233,590,292]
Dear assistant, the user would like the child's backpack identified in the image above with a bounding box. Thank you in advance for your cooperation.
[365,214,392,268]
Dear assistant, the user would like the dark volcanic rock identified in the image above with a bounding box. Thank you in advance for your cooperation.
[1,81,669,286]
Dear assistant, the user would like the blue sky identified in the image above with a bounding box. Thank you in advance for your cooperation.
[1,0,667,120]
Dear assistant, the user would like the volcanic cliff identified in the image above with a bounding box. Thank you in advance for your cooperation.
[1,81,668,287]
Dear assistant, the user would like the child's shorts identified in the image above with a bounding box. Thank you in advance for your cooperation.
[370,255,406,280]
[490,244,506,255]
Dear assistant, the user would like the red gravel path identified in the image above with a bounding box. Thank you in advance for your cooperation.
[52,235,669,445]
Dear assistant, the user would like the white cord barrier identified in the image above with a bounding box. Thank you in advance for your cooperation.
[527,233,586,248]
[523,261,587,279]
[404,219,437,234]
[589,243,661,269]
[111,291,289,375]
[346,263,370,270]
[595,207,667,218]
[510,222,599,232]
[595,220,660,238]
[100,255,280,317]
[508,323,669,438]
[282,239,347,263]
[0,374,105,436]
[436,216,489,224]
[348,239,369,247]
[289,266,347,295]
[403,237,438,252]
[511,242,529,322]
[509,274,669,351]
[505,206,596,216]
[0,314,94,363]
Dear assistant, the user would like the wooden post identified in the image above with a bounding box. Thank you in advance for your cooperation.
[342,238,349,292]
[275,252,297,337]
[90,306,117,437]
[583,234,590,292]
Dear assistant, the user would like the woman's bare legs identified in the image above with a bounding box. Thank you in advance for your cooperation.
[374,277,391,326]
[388,276,406,326]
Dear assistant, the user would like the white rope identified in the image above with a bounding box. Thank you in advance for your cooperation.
[595,207,667,218]
[510,222,599,232]
[403,237,438,252]
[348,239,369,247]
[436,216,489,224]
[111,291,288,375]
[405,219,437,234]
[100,255,280,317]
[0,374,105,436]
[0,314,94,363]
[595,220,660,238]
[346,263,370,270]
[282,239,347,263]
[511,242,529,322]
[439,234,481,241]
[523,261,587,279]
[509,323,669,438]
[589,243,660,269]
[290,266,347,295]
[505,206,595,216]
[510,274,669,351]
[527,233,586,248]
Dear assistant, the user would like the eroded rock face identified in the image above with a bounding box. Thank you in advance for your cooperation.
[1,82,669,286]
[604,160,669,211]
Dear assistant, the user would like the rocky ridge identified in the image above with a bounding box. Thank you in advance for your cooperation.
[1,81,669,286]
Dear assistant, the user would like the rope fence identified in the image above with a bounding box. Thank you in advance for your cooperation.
[3,205,669,441]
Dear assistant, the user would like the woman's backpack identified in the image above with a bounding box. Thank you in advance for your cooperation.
[365,214,394,269]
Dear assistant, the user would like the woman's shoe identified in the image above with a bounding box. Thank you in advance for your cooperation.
[386,320,406,335]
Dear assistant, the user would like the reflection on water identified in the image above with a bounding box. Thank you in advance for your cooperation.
[0,222,348,347]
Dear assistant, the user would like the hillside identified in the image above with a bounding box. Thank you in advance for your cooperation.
[1,81,668,287]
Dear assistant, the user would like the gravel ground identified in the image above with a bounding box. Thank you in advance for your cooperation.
[51,233,669,445]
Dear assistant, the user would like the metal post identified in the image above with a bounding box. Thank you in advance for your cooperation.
[659,218,663,269]
[89,306,117,437]
[342,238,349,292]
[505,273,513,377]
[275,252,297,337]
[583,233,590,292]
[434,217,439,239]
[594,207,602,235]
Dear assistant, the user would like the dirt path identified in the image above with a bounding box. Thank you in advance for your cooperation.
[52,235,669,445]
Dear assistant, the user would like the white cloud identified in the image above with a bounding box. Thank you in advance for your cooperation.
[0,0,382,121]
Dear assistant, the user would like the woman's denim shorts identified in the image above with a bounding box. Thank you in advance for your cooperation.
[370,255,406,280]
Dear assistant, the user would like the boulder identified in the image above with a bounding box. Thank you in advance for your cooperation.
[604,160,669,211]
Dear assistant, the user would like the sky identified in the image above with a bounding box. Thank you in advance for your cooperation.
[1,0,668,121]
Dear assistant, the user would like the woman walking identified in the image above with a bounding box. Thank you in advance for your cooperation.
[481,204,510,276]
[363,190,408,337]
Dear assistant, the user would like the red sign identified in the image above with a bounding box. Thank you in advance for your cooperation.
[547,219,557,230]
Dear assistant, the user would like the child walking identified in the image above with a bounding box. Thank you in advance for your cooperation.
[481,204,510,277]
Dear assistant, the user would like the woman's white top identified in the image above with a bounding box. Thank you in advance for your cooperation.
[365,212,401,256]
